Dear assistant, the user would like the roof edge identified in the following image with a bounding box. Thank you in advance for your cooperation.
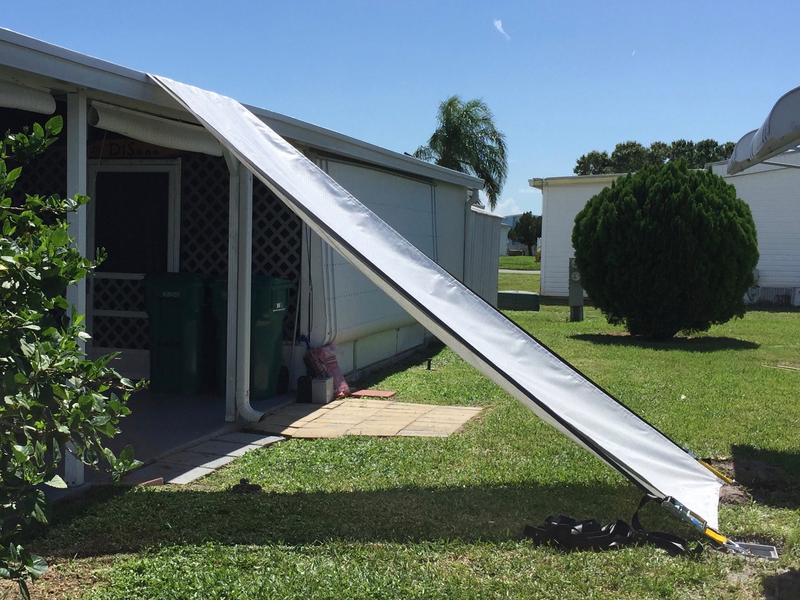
[529,173,622,189]
[0,28,483,189]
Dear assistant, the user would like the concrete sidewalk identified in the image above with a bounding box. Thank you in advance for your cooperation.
[123,431,283,486]
[499,269,540,274]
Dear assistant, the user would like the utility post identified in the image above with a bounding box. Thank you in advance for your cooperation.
[569,258,584,322]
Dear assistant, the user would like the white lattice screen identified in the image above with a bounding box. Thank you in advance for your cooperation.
[178,153,301,338]
[12,142,67,200]
[92,315,149,349]
[252,178,302,337]
[93,277,145,312]
[180,154,231,276]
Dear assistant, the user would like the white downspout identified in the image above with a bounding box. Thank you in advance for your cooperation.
[223,152,263,423]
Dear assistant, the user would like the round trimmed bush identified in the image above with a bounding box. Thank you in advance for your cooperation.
[572,161,758,339]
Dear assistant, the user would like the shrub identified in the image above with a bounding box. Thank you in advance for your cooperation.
[0,117,142,598]
[572,161,758,339]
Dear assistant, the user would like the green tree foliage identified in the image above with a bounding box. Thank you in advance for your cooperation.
[0,117,142,597]
[414,96,507,209]
[573,139,735,175]
[508,212,542,256]
[572,161,758,339]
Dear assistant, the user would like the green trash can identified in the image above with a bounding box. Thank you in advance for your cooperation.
[210,276,292,400]
[145,273,205,394]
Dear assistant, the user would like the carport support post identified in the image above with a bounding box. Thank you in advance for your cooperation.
[223,153,263,423]
[65,91,87,487]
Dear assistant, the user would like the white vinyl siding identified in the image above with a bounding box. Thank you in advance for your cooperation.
[464,206,501,306]
[540,181,613,297]
[322,159,436,344]
[712,155,800,289]
[297,159,477,374]
[434,182,467,279]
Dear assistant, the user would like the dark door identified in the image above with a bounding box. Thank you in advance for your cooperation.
[94,171,170,273]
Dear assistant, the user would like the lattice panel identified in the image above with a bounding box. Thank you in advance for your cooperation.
[252,180,302,338]
[12,142,67,202]
[252,180,302,277]
[93,278,146,312]
[92,316,149,349]
[179,153,230,276]
[179,154,301,339]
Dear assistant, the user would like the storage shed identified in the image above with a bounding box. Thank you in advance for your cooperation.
[0,29,495,431]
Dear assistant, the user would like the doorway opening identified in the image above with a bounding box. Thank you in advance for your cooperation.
[87,160,180,377]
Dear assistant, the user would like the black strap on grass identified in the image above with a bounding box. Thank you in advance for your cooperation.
[522,494,702,557]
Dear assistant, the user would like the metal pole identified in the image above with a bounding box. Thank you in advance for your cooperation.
[568,258,584,322]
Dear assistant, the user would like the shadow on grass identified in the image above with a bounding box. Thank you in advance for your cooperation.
[762,568,800,599]
[34,481,655,559]
[731,445,800,509]
[351,343,444,390]
[570,334,759,353]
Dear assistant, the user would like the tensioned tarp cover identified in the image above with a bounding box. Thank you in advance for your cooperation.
[152,75,724,530]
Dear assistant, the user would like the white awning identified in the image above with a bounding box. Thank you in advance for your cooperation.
[727,85,800,174]
[88,101,222,156]
[0,80,55,114]
[152,74,724,532]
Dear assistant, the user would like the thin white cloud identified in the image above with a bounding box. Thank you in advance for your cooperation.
[492,196,523,216]
[493,19,510,40]
[631,49,637,57]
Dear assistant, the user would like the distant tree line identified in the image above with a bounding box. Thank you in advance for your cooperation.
[573,139,735,175]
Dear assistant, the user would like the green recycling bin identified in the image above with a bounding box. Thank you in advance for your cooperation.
[210,276,292,400]
[145,273,205,394]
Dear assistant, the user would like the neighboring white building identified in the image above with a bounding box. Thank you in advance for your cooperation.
[529,174,620,297]
[711,150,800,302]
[531,157,800,303]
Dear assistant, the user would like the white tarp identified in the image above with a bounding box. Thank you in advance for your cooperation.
[727,84,800,174]
[152,75,723,530]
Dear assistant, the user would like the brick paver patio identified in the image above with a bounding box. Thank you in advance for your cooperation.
[250,399,483,439]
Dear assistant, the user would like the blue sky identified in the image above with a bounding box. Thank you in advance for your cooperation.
[5,1,798,215]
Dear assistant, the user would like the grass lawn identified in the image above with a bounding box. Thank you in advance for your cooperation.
[23,307,800,599]
[499,255,540,271]
[498,270,540,293]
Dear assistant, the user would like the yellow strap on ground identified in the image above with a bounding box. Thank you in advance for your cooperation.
[698,460,735,484]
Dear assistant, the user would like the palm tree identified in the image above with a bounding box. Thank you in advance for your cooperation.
[414,96,507,209]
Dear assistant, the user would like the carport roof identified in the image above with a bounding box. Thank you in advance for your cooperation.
[0,28,483,189]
